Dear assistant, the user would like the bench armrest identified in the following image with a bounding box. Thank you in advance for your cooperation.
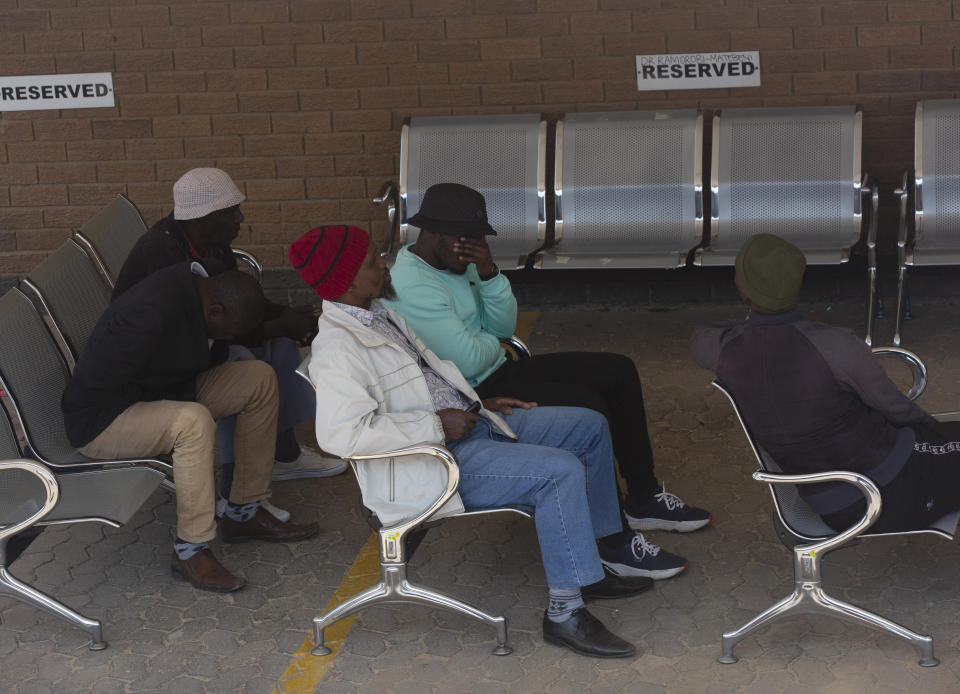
[754,468,881,559]
[347,444,460,558]
[871,346,926,400]
[0,459,59,557]
[232,248,263,283]
[294,356,461,561]
[373,181,400,259]
[500,335,532,360]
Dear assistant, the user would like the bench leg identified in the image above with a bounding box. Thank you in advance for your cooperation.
[720,550,937,667]
[312,563,511,657]
[0,566,106,650]
[893,265,908,346]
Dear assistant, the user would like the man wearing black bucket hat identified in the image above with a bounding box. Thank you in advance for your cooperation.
[385,183,711,581]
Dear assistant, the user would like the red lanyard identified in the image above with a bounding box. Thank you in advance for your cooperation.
[182,231,208,259]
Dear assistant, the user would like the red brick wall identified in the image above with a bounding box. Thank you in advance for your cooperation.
[1,0,959,275]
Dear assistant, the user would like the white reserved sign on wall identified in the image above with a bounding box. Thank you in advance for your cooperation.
[0,72,115,112]
[636,52,760,91]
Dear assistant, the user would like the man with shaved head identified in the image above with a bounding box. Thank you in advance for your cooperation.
[63,260,318,592]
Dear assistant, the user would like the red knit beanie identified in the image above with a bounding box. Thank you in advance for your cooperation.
[289,225,370,300]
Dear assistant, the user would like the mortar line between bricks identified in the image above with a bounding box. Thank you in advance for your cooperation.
[269,312,539,693]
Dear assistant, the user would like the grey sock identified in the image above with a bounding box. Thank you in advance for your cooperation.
[224,501,260,523]
[174,538,208,561]
[546,587,584,623]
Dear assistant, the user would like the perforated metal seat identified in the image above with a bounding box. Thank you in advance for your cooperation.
[700,106,880,344]
[713,347,957,668]
[72,194,148,288]
[0,387,165,650]
[398,114,546,269]
[697,106,868,267]
[542,109,703,269]
[21,239,112,368]
[891,98,960,345]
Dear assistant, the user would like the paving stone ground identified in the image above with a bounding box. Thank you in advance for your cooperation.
[4,293,960,693]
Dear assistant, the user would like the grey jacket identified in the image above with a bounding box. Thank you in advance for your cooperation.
[691,310,937,513]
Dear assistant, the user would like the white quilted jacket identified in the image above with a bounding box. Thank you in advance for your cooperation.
[308,301,516,525]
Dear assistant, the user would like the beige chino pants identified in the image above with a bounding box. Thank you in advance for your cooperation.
[79,360,279,543]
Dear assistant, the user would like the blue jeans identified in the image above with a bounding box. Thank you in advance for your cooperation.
[218,337,315,465]
[448,406,622,590]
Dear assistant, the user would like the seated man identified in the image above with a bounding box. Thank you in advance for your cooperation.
[384,182,710,579]
[113,167,346,492]
[691,233,960,533]
[291,225,653,658]
[62,261,318,592]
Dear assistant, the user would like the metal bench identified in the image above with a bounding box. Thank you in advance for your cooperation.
[697,105,869,267]
[890,98,960,346]
[0,360,165,650]
[714,347,957,668]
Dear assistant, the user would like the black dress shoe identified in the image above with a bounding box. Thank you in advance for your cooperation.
[542,607,636,658]
[582,567,653,602]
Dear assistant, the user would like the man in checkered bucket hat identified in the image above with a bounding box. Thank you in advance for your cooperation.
[112,168,347,514]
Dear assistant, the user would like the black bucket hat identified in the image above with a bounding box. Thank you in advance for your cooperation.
[407,183,497,236]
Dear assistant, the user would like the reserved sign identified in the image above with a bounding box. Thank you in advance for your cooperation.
[636,52,760,91]
[0,72,115,112]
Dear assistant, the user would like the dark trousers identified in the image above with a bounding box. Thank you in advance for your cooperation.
[823,421,960,534]
[475,351,659,499]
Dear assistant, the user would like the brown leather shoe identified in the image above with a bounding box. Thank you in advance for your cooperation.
[220,506,319,544]
[170,548,246,593]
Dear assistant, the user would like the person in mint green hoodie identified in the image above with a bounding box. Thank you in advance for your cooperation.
[385,183,711,581]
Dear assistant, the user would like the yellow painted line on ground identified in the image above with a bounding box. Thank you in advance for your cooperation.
[272,311,542,694]
[271,532,381,693]
[515,311,540,343]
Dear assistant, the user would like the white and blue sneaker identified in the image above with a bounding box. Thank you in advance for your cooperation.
[272,448,348,480]
[599,532,687,580]
[624,485,711,533]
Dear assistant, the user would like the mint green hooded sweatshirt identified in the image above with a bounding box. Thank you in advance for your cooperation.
[383,245,517,387]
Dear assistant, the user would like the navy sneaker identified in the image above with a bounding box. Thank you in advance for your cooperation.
[624,485,711,533]
[598,532,687,580]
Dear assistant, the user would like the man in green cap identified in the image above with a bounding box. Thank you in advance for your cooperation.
[691,233,960,533]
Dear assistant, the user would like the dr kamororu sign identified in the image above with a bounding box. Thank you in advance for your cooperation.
[636,52,760,91]
[0,73,114,112]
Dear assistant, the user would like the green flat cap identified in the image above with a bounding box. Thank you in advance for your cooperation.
[734,234,806,312]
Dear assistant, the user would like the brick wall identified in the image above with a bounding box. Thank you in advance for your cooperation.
[1,0,959,277]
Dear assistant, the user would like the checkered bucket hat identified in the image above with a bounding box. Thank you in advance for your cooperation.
[173,168,245,220]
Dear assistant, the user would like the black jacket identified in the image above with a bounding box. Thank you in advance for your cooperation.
[112,213,280,346]
[62,261,227,448]
[112,213,237,299]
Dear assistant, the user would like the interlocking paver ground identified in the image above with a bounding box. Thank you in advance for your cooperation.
[3,291,960,692]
